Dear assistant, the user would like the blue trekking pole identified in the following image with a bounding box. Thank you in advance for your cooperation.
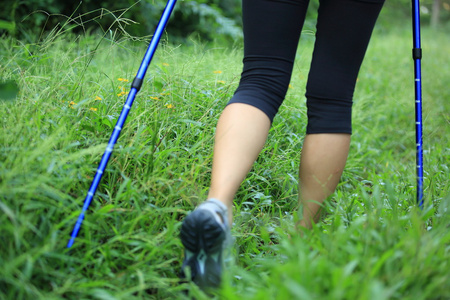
[412,0,424,207]
[67,0,178,248]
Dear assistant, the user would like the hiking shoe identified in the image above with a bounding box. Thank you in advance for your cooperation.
[180,199,230,289]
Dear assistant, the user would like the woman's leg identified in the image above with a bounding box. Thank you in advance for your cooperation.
[298,133,351,228]
[299,0,385,227]
[207,103,271,224]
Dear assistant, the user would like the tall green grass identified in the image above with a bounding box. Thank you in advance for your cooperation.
[0,24,449,299]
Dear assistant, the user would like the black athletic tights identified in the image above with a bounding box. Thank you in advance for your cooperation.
[227,0,385,134]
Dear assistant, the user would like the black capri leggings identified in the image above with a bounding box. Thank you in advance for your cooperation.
[227,0,385,134]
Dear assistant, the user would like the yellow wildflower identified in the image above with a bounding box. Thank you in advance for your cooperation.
[159,89,170,96]
[217,80,226,84]
[150,96,160,100]
[89,107,98,112]
[95,96,102,101]
[162,63,170,66]
[118,78,129,82]
[213,70,222,74]
[165,104,175,109]
[289,84,293,88]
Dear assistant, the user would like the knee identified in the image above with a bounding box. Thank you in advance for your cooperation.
[306,96,352,134]
[228,56,294,122]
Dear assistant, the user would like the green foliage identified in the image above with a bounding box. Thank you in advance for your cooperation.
[0,19,16,33]
[378,0,450,29]
[5,0,450,45]
[0,21,449,299]
[168,1,242,43]
[0,80,19,101]
[0,0,243,44]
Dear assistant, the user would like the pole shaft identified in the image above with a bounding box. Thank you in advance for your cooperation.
[412,0,424,207]
[67,0,178,248]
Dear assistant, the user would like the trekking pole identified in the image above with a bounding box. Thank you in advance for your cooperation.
[412,0,424,207]
[67,0,178,248]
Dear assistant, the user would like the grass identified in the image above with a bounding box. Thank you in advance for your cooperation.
[0,21,449,299]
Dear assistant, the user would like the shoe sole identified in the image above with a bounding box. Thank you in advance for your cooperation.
[180,208,226,288]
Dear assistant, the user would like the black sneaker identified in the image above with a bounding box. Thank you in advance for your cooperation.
[180,199,230,289]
